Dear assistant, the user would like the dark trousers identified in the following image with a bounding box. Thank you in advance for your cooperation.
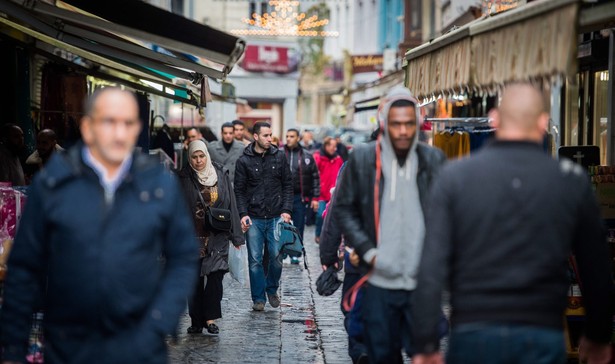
[189,270,225,327]
[447,324,566,364]
[362,284,414,364]
[292,194,307,240]
[342,273,367,363]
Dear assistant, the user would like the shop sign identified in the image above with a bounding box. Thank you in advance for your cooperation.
[481,0,520,15]
[241,45,294,74]
[558,146,600,170]
[351,54,384,74]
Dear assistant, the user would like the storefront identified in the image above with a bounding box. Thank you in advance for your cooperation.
[404,0,615,359]
[0,0,245,163]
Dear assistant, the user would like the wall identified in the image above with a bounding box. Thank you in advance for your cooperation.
[190,0,248,32]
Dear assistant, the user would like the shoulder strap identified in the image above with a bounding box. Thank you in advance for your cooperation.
[192,178,208,210]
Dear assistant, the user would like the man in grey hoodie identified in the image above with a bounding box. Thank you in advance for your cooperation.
[333,86,446,363]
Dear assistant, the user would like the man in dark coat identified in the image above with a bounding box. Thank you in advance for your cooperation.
[207,122,245,184]
[283,128,320,240]
[412,83,614,364]
[0,88,197,364]
[333,87,446,363]
[234,121,293,311]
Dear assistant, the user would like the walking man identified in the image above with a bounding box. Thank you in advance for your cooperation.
[284,128,320,241]
[333,87,446,363]
[208,122,245,184]
[235,121,293,311]
[0,88,197,363]
[412,82,613,364]
[232,120,251,145]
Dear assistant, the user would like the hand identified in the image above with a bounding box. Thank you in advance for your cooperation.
[412,353,444,364]
[311,200,319,211]
[321,263,338,271]
[579,337,612,364]
[281,213,291,223]
[241,216,252,233]
[349,250,360,267]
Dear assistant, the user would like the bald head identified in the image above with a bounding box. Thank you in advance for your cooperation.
[84,87,138,117]
[493,83,548,142]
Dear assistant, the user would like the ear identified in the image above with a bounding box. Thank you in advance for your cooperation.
[80,116,93,144]
[488,108,500,129]
[538,112,549,131]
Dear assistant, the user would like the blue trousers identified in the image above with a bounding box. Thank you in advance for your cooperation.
[246,218,282,304]
[291,194,307,240]
[447,323,566,364]
[315,200,327,237]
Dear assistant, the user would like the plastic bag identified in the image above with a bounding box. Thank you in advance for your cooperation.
[228,243,249,288]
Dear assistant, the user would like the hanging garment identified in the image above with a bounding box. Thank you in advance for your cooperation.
[434,130,471,159]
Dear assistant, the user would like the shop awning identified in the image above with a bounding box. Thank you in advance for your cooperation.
[405,0,579,99]
[469,0,578,87]
[2,0,245,81]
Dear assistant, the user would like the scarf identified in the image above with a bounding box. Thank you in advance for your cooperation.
[188,140,218,187]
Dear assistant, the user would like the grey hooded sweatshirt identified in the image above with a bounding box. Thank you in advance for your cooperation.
[365,86,425,291]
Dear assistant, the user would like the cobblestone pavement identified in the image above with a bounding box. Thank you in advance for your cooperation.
[168,225,349,363]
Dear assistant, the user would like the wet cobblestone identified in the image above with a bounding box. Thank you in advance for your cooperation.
[168,226,348,363]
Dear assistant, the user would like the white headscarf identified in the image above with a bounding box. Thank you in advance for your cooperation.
[188,140,218,187]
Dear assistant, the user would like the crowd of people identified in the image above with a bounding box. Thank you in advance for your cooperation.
[0,82,613,364]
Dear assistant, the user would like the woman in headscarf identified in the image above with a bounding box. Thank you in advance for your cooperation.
[177,140,244,335]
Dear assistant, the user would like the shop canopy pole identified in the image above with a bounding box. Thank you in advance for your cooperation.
[608,31,615,166]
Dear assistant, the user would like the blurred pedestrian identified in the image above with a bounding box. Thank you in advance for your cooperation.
[334,86,446,363]
[335,133,349,162]
[180,127,204,170]
[0,123,26,186]
[207,122,245,184]
[152,123,175,160]
[284,128,320,263]
[300,130,321,152]
[0,87,198,363]
[234,121,293,311]
[320,173,369,364]
[25,129,63,174]
[313,137,343,244]
[412,82,614,364]
[232,120,251,146]
[177,140,244,335]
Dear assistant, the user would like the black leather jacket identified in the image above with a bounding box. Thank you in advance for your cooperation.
[234,143,294,219]
[284,145,320,201]
[333,140,446,267]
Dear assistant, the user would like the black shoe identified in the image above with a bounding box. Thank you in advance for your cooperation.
[187,326,202,334]
[206,323,219,335]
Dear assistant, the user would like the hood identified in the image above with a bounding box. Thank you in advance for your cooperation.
[377,85,421,153]
[243,142,280,157]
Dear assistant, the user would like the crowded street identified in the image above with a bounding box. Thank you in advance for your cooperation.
[2,0,615,364]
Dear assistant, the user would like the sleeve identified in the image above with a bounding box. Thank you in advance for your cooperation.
[0,179,49,361]
[319,195,342,267]
[332,151,375,261]
[310,156,321,199]
[136,175,198,338]
[412,168,454,354]
[573,178,614,344]
[234,157,249,217]
[280,153,294,215]
[226,172,245,246]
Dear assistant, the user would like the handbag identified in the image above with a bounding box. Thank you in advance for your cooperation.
[194,180,232,233]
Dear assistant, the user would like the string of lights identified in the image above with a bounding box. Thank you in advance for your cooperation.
[230,0,339,37]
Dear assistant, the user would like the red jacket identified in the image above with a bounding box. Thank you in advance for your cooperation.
[313,151,343,202]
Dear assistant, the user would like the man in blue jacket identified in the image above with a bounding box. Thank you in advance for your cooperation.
[0,88,198,364]
[234,121,293,311]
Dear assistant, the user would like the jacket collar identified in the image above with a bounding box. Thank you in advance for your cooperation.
[244,142,279,157]
[39,141,158,191]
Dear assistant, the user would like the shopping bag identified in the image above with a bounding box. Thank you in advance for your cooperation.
[228,243,249,288]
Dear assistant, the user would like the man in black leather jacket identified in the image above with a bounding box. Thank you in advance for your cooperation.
[234,121,293,311]
[333,87,446,363]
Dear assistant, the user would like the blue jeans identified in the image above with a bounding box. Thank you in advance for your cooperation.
[246,217,283,304]
[291,194,307,240]
[315,200,327,237]
[447,323,566,364]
